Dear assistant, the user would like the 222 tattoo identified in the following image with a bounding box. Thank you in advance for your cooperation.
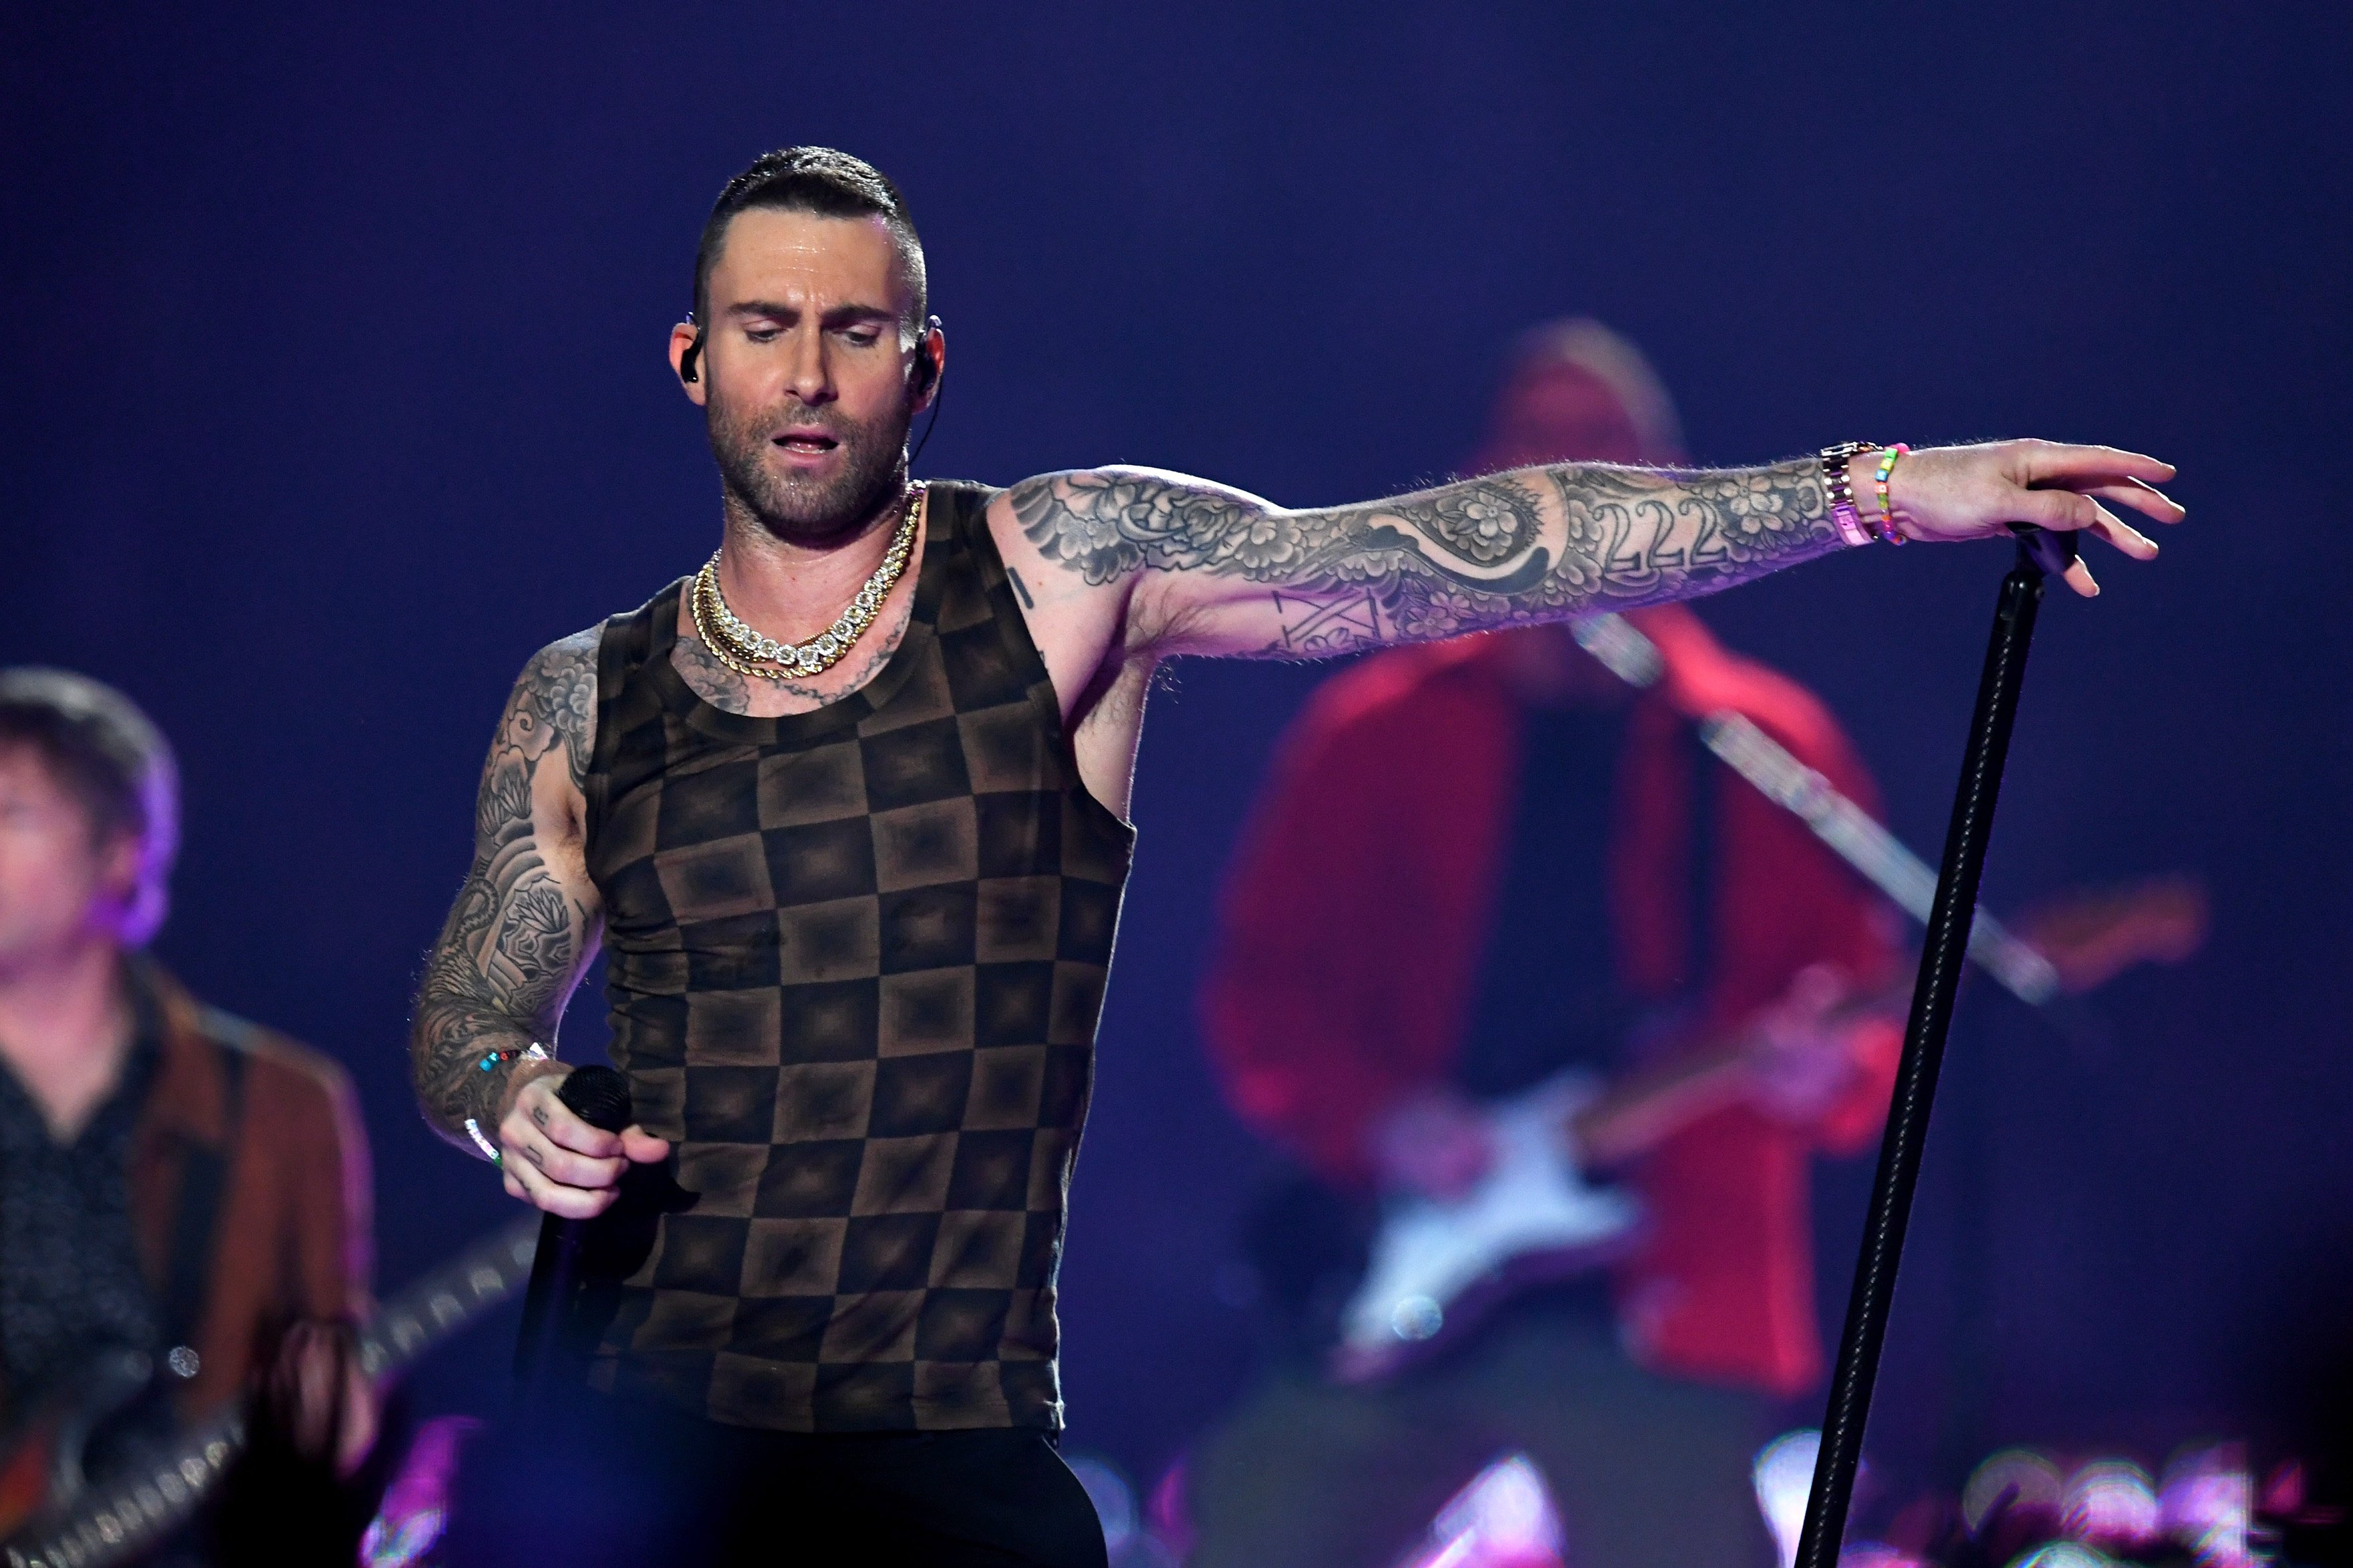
[1008,459,1840,655]
[410,630,599,1146]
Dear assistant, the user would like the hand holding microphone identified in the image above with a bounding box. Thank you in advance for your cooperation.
[504,1062,666,1388]
[495,1060,669,1218]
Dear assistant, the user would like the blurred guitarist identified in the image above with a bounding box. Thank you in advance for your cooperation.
[1189,324,1903,1568]
[0,669,376,1564]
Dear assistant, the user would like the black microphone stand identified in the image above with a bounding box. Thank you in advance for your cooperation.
[1794,531,2076,1568]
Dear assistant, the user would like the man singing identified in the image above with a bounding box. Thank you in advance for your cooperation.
[0,670,375,1565]
[1189,322,1903,1567]
[408,147,2178,1565]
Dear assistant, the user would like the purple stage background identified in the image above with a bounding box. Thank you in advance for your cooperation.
[6,0,2350,1509]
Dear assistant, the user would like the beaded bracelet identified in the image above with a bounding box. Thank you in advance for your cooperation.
[461,1044,550,1162]
[477,1042,551,1074]
[463,1117,502,1164]
[1870,444,1912,545]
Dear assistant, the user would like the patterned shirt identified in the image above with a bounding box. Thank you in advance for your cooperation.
[0,995,161,1401]
[578,482,1134,1432]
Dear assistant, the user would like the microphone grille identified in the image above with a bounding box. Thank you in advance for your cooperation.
[556,1064,636,1133]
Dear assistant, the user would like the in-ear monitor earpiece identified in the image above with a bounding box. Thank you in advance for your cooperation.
[908,314,947,468]
[910,314,944,396]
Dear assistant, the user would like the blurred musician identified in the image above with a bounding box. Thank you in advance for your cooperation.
[0,669,375,1564]
[1189,324,1903,1568]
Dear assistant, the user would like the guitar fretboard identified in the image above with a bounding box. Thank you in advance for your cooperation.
[356,1219,540,1380]
[4,1217,539,1568]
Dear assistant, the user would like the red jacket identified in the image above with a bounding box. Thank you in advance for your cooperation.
[1200,607,1900,1396]
[134,965,373,1422]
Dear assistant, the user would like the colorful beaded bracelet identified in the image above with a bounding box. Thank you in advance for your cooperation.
[1871,444,1912,545]
[462,1044,549,1163]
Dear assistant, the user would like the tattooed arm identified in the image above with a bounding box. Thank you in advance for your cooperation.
[410,631,666,1214]
[1000,441,2181,661]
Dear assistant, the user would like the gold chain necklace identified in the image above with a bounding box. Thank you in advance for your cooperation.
[691,484,924,681]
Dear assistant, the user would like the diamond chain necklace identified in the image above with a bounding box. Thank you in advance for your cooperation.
[692,484,924,681]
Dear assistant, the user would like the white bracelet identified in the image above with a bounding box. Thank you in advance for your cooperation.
[462,1042,551,1164]
[463,1117,502,1164]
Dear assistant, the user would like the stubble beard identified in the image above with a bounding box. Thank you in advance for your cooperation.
[707,388,913,546]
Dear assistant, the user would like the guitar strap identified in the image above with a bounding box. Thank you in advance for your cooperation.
[1572,614,2061,1006]
[160,1011,250,1354]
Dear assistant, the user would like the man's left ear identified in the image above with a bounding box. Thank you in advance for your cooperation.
[910,315,945,401]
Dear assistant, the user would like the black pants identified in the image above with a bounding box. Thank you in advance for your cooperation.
[444,1384,1107,1567]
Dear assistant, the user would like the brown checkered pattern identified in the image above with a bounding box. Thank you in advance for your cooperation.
[577,483,1133,1432]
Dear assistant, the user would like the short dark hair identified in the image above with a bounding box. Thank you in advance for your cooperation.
[0,669,179,942]
[693,147,927,337]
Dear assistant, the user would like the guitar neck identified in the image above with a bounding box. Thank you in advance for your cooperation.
[355,1215,541,1381]
[4,1217,541,1568]
[1570,974,1914,1166]
[1563,875,2205,1164]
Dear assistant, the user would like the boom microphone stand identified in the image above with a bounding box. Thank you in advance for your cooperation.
[1794,529,2079,1568]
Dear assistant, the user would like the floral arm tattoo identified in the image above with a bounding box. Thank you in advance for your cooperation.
[410,630,601,1150]
[1006,460,1842,655]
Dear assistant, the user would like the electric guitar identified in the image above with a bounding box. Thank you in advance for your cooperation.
[0,1216,540,1568]
[1332,879,2207,1384]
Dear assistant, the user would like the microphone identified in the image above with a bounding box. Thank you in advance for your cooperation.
[512,1064,635,1390]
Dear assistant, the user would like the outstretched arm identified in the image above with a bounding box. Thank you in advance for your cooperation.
[410,631,664,1215]
[1005,441,2180,661]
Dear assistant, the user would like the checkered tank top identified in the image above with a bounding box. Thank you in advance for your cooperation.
[579,481,1135,1432]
